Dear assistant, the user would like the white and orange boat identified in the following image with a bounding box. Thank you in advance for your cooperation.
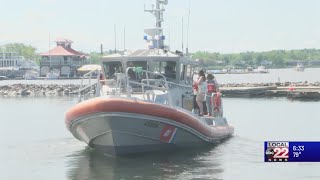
[65,0,234,156]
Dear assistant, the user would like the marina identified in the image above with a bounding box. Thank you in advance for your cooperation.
[1,0,320,179]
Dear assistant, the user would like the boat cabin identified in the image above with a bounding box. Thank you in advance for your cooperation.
[101,49,197,85]
[100,49,198,110]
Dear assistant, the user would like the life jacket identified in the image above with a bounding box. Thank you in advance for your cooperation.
[207,80,216,94]
[193,84,198,91]
[99,72,105,85]
[214,92,221,112]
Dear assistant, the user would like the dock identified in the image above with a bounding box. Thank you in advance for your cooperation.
[220,86,320,99]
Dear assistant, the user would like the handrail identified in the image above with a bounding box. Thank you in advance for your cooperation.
[125,67,173,107]
[78,68,100,102]
[141,79,192,89]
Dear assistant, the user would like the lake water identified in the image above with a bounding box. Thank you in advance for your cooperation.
[0,68,319,86]
[214,68,320,84]
[1,69,320,180]
[1,96,320,180]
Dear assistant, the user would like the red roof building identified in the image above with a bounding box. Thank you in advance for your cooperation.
[40,38,88,77]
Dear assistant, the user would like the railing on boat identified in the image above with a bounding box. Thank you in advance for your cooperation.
[77,67,223,117]
[77,69,99,102]
[78,67,189,107]
[125,67,173,107]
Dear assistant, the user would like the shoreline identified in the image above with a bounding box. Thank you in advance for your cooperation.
[0,82,319,99]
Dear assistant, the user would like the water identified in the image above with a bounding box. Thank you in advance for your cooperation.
[0,68,319,86]
[1,96,320,180]
[215,68,320,84]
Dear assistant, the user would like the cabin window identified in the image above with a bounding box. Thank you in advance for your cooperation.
[148,61,160,74]
[162,61,176,80]
[180,64,186,81]
[103,61,123,79]
[186,65,193,84]
[126,61,147,80]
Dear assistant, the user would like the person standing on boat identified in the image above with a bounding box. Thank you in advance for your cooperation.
[192,83,200,114]
[206,74,219,116]
[127,62,136,80]
[195,70,206,116]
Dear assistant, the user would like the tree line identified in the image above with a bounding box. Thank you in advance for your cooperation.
[0,43,39,61]
[192,49,320,68]
[2,43,320,68]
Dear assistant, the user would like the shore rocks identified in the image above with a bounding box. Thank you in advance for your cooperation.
[1,81,319,97]
[0,84,81,96]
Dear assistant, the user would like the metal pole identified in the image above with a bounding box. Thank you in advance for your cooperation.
[114,24,117,54]
[182,18,184,54]
[124,27,126,51]
[49,33,51,67]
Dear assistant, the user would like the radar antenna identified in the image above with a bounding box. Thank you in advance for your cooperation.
[144,0,168,49]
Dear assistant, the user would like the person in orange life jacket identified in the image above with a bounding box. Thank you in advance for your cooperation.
[206,74,219,116]
[98,70,106,85]
[195,70,206,116]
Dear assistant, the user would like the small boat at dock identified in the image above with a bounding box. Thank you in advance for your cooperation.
[295,62,305,72]
[24,70,39,80]
[254,65,269,73]
[0,75,7,80]
[46,69,60,80]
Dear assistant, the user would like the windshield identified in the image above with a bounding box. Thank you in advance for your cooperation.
[102,61,123,79]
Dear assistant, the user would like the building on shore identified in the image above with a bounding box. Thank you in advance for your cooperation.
[0,51,39,78]
[40,38,88,77]
[0,51,25,67]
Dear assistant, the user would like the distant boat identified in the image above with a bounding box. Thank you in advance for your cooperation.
[245,66,254,73]
[46,70,60,80]
[295,62,305,72]
[254,65,269,73]
[24,70,39,80]
[0,75,7,80]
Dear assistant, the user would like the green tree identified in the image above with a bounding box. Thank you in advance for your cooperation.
[1,43,39,61]
[88,52,103,64]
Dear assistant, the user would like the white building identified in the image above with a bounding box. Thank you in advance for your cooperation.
[0,52,25,67]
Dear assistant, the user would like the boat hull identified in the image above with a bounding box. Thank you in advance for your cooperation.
[66,98,234,155]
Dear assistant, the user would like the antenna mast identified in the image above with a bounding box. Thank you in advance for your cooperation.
[144,0,168,49]
[124,26,126,51]
[114,24,117,53]
[182,18,184,54]
[186,0,191,55]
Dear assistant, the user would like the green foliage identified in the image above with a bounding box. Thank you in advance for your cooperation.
[192,49,320,68]
[1,43,39,61]
[87,52,103,64]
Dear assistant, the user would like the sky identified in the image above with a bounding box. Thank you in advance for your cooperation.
[1,0,320,53]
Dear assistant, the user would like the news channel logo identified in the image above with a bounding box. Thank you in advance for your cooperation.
[265,141,289,162]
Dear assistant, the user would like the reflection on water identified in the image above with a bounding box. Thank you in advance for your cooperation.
[66,145,225,180]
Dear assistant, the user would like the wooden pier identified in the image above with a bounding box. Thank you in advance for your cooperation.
[220,86,320,99]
